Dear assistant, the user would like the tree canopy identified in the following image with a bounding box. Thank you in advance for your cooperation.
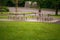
[0,0,60,15]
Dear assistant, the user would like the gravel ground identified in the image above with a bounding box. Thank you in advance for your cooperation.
[53,19,60,24]
[0,19,59,23]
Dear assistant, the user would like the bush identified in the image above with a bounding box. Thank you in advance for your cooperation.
[0,7,9,12]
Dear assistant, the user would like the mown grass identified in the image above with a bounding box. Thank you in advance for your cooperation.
[0,12,33,14]
[0,21,60,40]
[0,12,33,19]
[0,16,8,19]
[50,14,60,18]
[52,16,60,18]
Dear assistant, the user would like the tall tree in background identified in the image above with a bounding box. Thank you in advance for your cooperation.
[12,0,19,12]
[0,0,8,7]
[0,0,9,13]
[54,0,60,15]
[37,0,60,15]
[49,0,60,15]
[16,0,18,12]
[0,0,8,9]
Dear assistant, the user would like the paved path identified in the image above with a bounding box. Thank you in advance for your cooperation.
[8,7,60,15]
[53,19,60,24]
[54,21,60,24]
[0,19,59,23]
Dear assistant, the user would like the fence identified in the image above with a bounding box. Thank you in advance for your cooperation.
[0,12,55,22]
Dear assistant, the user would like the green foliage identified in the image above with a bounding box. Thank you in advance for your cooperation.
[6,0,15,7]
[0,0,9,12]
[0,0,9,6]
[0,7,9,12]
[0,0,60,9]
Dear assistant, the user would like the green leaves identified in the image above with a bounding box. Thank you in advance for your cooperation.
[0,0,9,6]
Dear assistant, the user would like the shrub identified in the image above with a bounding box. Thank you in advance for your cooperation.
[0,7,9,12]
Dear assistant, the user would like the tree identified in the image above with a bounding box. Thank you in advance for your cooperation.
[55,1,60,15]
[0,0,8,9]
[0,0,9,13]
[0,0,8,6]
[37,0,60,15]
[6,0,15,7]
[11,0,19,12]
[48,0,60,15]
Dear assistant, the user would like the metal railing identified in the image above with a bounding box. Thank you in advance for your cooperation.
[0,12,56,22]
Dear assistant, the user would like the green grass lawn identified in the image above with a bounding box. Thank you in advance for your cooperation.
[0,22,60,40]
[0,12,33,19]
[52,16,60,18]
[0,16,8,19]
[50,15,60,18]
[0,12,33,14]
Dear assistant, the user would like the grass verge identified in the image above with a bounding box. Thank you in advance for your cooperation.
[0,21,60,40]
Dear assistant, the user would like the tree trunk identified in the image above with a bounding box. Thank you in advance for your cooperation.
[55,4,59,15]
[55,8,58,15]
[15,0,18,13]
[0,6,3,14]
